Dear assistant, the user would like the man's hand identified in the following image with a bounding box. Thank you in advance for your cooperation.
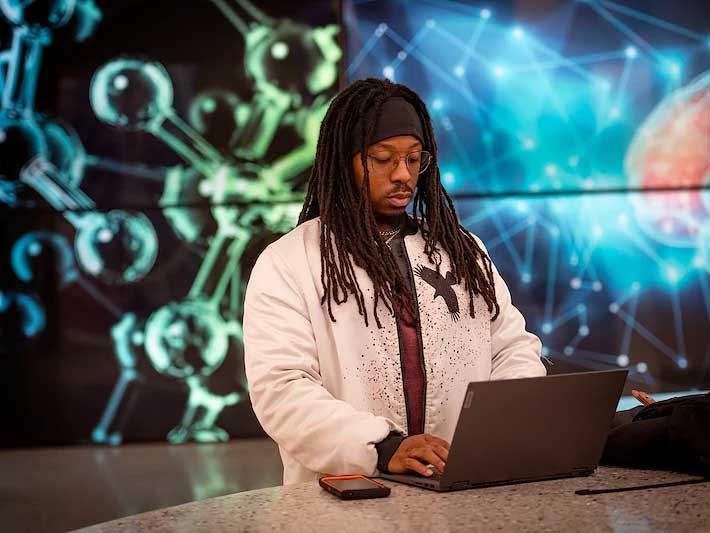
[387,434,449,477]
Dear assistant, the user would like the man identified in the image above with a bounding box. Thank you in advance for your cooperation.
[244,78,545,485]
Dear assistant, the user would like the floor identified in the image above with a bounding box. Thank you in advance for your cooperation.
[1,439,283,533]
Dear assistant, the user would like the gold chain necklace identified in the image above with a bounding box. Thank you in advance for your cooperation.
[379,226,401,245]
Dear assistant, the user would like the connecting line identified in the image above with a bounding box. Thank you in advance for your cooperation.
[619,292,639,358]
[614,307,678,361]
[509,50,627,73]
[525,37,606,86]
[488,211,525,273]
[520,42,583,148]
[484,217,530,255]
[347,23,388,76]
[441,117,475,170]
[699,273,710,322]
[383,27,478,107]
[609,56,634,121]
[543,229,560,324]
[586,1,665,64]
[209,0,249,36]
[670,287,687,363]
[84,156,168,181]
[523,221,536,278]
[599,0,708,41]
[429,23,491,71]
[75,277,124,319]
[461,10,489,57]
[389,26,431,70]
[459,200,502,227]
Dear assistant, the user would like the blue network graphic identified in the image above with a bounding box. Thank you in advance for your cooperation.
[346,0,710,393]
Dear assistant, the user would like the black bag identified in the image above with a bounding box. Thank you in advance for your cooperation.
[602,393,710,476]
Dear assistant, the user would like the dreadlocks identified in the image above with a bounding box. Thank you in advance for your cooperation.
[298,78,499,328]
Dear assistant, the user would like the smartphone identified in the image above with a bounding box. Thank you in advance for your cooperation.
[319,474,391,500]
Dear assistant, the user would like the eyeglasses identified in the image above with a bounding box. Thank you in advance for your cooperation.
[366,150,432,177]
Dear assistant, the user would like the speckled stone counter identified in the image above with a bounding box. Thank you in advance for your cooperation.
[75,467,709,532]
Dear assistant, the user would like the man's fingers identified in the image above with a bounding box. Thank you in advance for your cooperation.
[632,389,656,406]
[403,457,433,477]
[410,447,446,472]
[432,444,449,463]
[427,435,451,450]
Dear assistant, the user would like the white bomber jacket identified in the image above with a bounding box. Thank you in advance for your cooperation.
[244,217,545,484]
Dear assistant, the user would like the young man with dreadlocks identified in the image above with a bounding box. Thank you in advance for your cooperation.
[244,78,545,484]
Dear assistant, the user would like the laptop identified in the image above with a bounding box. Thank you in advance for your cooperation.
[380,369,628,491]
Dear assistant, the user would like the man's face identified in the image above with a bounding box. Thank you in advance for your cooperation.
[352,135,423,222]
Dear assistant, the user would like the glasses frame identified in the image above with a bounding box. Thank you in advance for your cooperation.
[365,149,432,177]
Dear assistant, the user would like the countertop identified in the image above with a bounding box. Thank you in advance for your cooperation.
[76,467,709,532]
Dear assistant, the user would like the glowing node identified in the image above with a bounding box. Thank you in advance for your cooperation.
[596,79,611,92]
[113,75,128,91]
[677,356,688,369]
[666,62,681,78]
[454,65,465,78]
[631,282,641,292]
[569,255,579,266]
[397,51,407,60]
[570,277,581,289]
[426,19,435,29]
[576,304,586,313]
[375,23,387,37]
[664,266,679,284]
[592,225,603,238]
[617,354,629,367]
[592,281,602,292]
[442,171,455,186]
[609,303,619,313]
[432,98,443,110]
[521,272,531,284]
[636,362,648,373]
[542,322,552,334]
[578,326,589,336]
[382,66,394,79]
[522,137,535,150]
[544,163,557,176]
[609,106,621,119]
[625,46,638,59]
[271,41,289,60]
[564,346,573,356]
[515,201,527,212]
[492,65,506,78]
[480,8,491,19]
[512,27,524,40]
[28,242,42,256]
[541,346,549,357]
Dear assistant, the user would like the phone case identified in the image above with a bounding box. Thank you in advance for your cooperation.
[319,474,391,500]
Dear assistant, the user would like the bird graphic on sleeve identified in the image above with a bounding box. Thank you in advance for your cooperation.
[414,265,460,321]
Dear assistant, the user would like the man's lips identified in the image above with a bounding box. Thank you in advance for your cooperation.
[386,193,412,207]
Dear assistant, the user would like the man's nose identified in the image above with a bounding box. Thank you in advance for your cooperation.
[390,157,410,183]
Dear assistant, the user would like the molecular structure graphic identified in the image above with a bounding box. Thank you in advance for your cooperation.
[1,0,341,443]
